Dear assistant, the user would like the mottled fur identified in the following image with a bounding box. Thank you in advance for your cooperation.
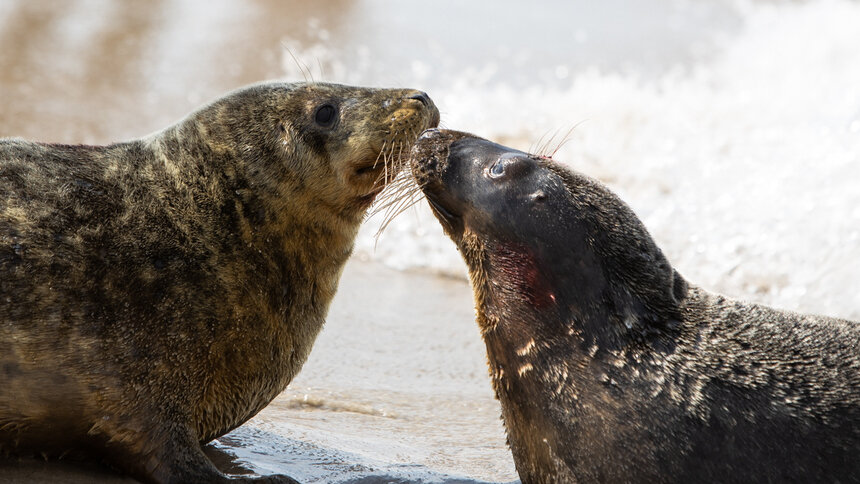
[411,129,860,484]
[0,82,438,483]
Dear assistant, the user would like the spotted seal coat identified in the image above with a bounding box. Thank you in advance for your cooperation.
[0,81,439,483]
[410,129,860,483]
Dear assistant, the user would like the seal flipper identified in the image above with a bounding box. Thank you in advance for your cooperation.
[102,421,299,484]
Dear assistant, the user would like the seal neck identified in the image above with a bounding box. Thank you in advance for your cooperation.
[467,231,686,343]
[146,121,362,275]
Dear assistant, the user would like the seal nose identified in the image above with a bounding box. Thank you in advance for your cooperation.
[406,91,440,127]
[409,91,431,107]
[418,128,441,141]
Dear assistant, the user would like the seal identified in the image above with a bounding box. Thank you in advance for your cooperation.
[0,81,439,483]
[409,129,860,483]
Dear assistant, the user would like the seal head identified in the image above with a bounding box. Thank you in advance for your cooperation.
[411,129,685,336]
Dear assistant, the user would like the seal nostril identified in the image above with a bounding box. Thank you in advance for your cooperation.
[419,128,440,141]
[409,91,431,107]
[530,190,547,202]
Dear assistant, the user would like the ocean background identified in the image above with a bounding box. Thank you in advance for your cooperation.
[1,0,859,482]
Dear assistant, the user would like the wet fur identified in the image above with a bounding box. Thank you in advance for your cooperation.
[411,130,860,484]
[0,82,437,483]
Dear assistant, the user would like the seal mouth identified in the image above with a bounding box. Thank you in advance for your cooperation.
[352,154,410,197]
[355,187,384,209]
[353,160,390,178]
[425,196,463,234]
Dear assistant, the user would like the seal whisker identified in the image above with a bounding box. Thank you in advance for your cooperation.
[383,140,392,186]
[380,136,397,174]
[377,196,419,233]
[530,129,551,156]
[374,189,426,239]
[370,167,424,228]
[385,137,406,184]
[548,121,587,159]
[315,58,325,82]
[370,171,419,216]
[537,126,565,158]
[388,140,407,185]
[372,140,388,171]
[381,181,422,214]
[377,142,393,188]
[282,44,312,83]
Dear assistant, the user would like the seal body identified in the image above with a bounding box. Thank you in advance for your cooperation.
[0,81,438,483]
[410,129,860,484]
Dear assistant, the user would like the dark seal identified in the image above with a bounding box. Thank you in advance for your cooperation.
[410,129,860,484]
[0,81,439,483]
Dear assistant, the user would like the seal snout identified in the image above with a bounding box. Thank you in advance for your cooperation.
[409,132,444,189]
[409,128,465,189]
[405,90,440,128]
[408,91,432,107]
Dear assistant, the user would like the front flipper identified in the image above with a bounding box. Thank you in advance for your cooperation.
[99,420,298,484]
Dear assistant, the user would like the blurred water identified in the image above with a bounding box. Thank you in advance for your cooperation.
[1,0,859,482]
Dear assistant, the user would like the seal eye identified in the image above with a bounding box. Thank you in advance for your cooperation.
[314,104,337,127]
[487,155,530,180]
[488,160,506,178]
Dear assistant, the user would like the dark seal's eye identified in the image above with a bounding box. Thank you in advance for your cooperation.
[488,160,506,178]
[314,104,337,127]
[487,154,531,180]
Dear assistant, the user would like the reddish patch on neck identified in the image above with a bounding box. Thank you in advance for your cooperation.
[489,241,557,309]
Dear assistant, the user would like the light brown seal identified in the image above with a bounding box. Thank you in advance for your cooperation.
[410,129,860,484]
[0,81,439,483]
